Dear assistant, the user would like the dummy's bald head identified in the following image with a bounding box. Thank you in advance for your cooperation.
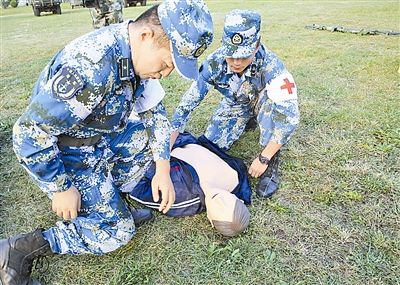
[212,199,250,237]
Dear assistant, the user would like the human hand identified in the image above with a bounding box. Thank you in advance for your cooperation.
[52,186,81,220]
[151,160,176,213]
[248,157,268,178]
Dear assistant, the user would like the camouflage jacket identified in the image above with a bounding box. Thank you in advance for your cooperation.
[172,44,300,146]
[13,21,171,193]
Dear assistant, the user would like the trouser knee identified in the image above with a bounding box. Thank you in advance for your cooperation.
[100,217,136,254]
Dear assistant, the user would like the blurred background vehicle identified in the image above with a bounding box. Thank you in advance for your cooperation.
[30,0,61,16]
[70,0,83,9]
[124,0,145,8]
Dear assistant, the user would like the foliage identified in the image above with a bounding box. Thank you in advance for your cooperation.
[1,0,10,8]
[9,0,18,8]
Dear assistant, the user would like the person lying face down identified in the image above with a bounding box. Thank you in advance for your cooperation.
[129,134,252,237]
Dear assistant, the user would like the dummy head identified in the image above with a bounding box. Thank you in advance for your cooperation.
[205,189,250,237]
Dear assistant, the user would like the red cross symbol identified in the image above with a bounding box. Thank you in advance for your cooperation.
[280,78,295,94]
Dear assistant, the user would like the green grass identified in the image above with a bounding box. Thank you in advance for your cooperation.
[1,1,399,284]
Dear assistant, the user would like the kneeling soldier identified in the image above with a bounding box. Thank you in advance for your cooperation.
[0,0,213,284]
[171,10,300,198]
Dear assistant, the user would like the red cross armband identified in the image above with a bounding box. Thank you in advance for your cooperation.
[264,72,297,103]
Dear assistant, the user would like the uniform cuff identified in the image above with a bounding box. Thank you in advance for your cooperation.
[153,152,171,161]
[171,121,186,133]
[56,175,73,192]
[270,136,288,146]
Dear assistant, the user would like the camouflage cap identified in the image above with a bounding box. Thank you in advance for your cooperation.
[222,9,261,58]
[158,0,214,80]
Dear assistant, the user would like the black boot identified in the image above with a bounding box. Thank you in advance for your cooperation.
[256,151,281,198]
[0,229,53,285]
[245,116,258,131]
[130,208,154,228]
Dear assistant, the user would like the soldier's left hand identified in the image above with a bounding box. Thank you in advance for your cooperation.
[248,158,268,178]
[52,185,81,220]
[151,160,176,214]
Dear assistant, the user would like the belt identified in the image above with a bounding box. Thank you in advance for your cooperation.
[57,134,103,147]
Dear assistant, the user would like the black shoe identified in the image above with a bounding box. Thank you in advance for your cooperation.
[130,208,154,228]
[256,151,281,198]
[0,229,53,285]
[245,116,258,131]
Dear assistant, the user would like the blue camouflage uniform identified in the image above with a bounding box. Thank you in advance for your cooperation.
[13,0,213,256]
[172,10,299,150]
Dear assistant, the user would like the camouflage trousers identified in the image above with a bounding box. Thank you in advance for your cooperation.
[42,120,153,255]
[205,98,274,150]
[89,6,123,29]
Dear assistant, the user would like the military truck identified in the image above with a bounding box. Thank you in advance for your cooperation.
[124,0,145,8]
[70,0,84,9]
[31,0,62,16]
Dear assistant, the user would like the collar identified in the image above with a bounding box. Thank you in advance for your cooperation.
[225,61,233,75]
[113,20,134,60]
[113,20,136,81]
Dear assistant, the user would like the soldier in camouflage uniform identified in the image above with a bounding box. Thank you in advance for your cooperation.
[171,10,300,199]
[0,0,213,284]
[89,0,124,29]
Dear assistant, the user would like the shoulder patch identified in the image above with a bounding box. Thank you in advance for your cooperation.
[51,66,84,100]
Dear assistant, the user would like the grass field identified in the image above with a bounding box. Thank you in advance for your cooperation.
[1,1,399,284]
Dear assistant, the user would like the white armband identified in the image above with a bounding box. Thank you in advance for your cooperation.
[265,72,297,103]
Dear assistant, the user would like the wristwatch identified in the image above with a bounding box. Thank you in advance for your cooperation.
[258,154,270,165]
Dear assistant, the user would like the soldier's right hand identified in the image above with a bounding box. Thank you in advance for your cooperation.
[52,186,81,220]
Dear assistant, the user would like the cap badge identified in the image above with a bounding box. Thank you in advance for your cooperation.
[194,43,207,58]
[231,33,243,45]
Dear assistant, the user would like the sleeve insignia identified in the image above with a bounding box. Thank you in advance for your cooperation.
[51,66,84,100]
